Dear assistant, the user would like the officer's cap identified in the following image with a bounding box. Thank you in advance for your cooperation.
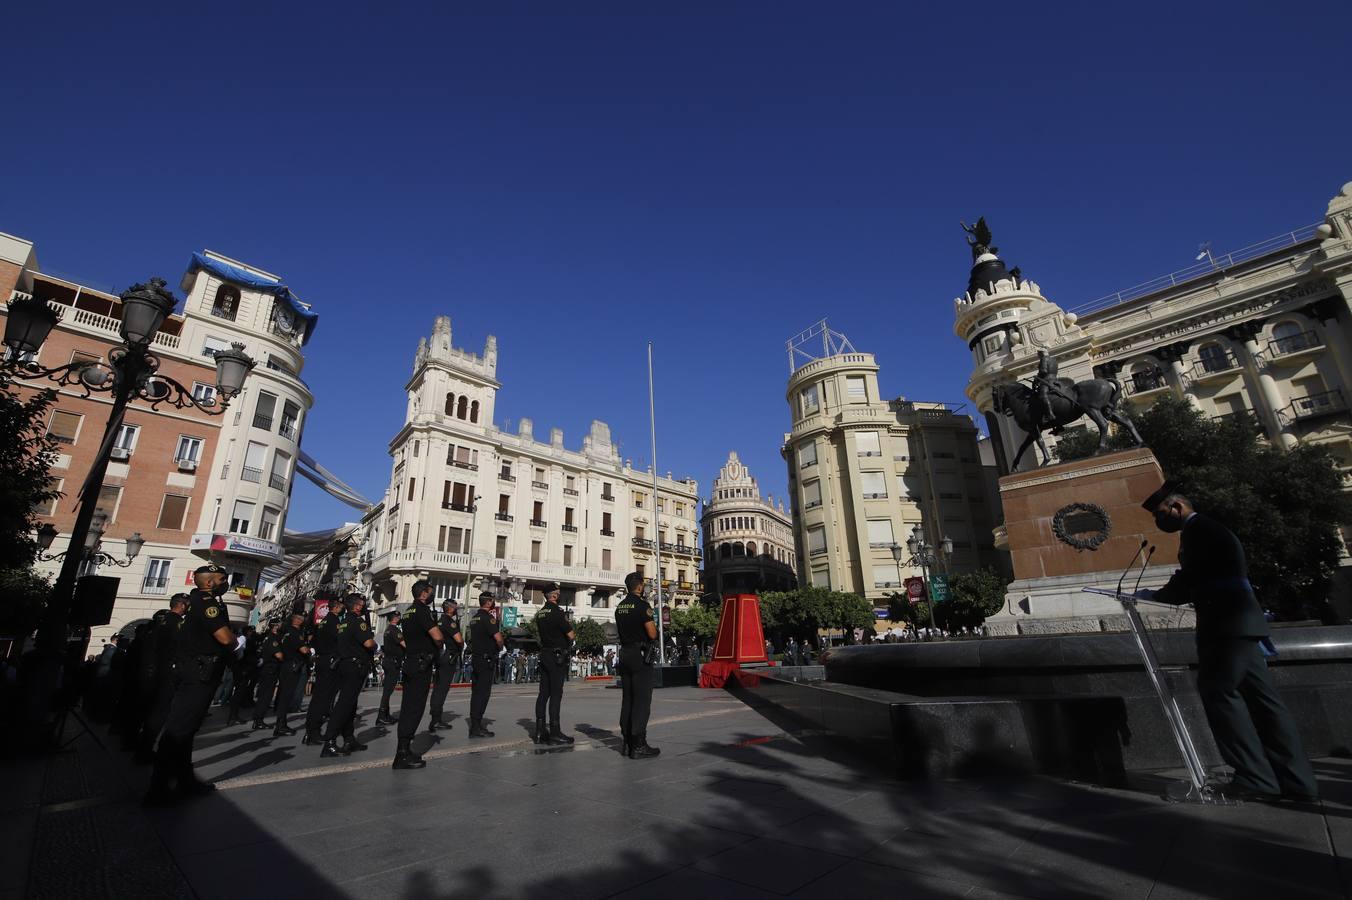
[1141,480,1184,511]
[411,579,432,598]
[386,611,401,621]
[442,598,458,610]
[541,582,560,595]
[195,564,227,575]
[346,594,367,607]
[478,591,496,605]
[169,593,190,606]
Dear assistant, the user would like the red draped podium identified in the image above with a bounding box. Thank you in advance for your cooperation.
[699,593,770,688]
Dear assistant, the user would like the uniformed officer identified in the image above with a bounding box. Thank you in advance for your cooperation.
[533,582,576,746]
[615,572,660,759]
[251,620,283,730]
[428,599,465,732]
[1141,484,1319,801]
[467,591,504,738]
[321,594,377,757]
[134,594,188,763]
[144,565,235,804]
[377,610,405,725]
[393,580,445,770]
[272,611,311,737]
[226,625,259,726]
[303,596,346,745]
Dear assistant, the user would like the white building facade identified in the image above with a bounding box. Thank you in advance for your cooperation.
[701,451,797,596]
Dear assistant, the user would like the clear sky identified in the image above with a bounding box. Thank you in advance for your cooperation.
[4,2,1350,532]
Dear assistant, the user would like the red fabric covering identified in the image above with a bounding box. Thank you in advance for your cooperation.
[698,660,741,688]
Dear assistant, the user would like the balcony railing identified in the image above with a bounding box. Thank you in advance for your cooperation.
[633,538,654,549]
[530,519,547,527]
[495,512,513,522]
[600,529,615,537]
[804,499,822,510]
[532,480,549,490]
[1212,409,1263,430]
[563,487,579,496]
[442,502,476,512]
[142,576,169,594]
[499,473,516,482]
[1191,353,1239,380]
[269,473,287,491]
[1288,390,1347,422]
[451,460,478,470]
[241,466,263,483]
[1124,369,1169,396]
[678,581,695,590]
[280,422,298,440]
[600,493,615,501]
[1269,331,1322,357]
[562,524,578,533]
[253,414,273,430]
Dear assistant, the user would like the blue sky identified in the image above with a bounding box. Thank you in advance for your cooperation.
[4,2,1350,531]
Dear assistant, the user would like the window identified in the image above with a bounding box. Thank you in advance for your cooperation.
[872,564,899,588]
[801,383,820,415]
[202,336,231,359]
[450,445,478,468]
[143,558,172,594]
[531,540,542,563]
[531,500,544,525]
[846,376,867,402]
[860,471,887,499]
[500,462,513,480]
[157,494,190,530]
[498,494,511,514]
[1199,343,1232,373]
[187,382,215,409]
[254,506,278,542]
[470,400,479,423]
[230,499,255,535]
[243,441,267,483]
[565,475,576,491]
[401,523,410,549]
[495,535,508,558]
[563,545,573,566]
[280,401,301,440]
[803,480,822,510]
[70,350,101,366]
[96,485,122,521]
[602,481,613,501]
[444,393,456,416]
[253,391,277,430]
[38,477,62,516]
[602,511,613,535]
[635,525,645,541]
[457,396,468,419]
[412,440,420,458]
[175,436,203,465]
[211,284,240,320]
[270,451,290,491]
[798,441,817,469]
[111,423,139,458]
[807,526,827,556]
[602,548,612,570]
[811,568,829,587]
[47,410,82,445]
[634,491,647,509]
[564,507,575,526]
[675,501,685,517]
[635,564,645,578]
[867,519,895,547]
[439,526,467,554]
[408,478,417,501]
[856,431,881,456]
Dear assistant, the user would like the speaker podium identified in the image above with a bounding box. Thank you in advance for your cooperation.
[699,593,769,688]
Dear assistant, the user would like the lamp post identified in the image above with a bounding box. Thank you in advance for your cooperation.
[893,524,952,634]
[4,279,255,663]
[36,515,144,570]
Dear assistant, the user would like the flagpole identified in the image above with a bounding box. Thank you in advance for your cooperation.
[648,341,666,665]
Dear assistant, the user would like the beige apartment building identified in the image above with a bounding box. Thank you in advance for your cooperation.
[701,451,797,597]
[2,233,319,640]
[362,316,700,623]
[782,327,1001,603]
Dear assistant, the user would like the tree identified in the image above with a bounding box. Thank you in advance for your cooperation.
[760,587,874,645]
[935,568,1008,630]
[0,372,60,572]
[573,618,606,655]
[670,601,720,652]
[1058,394,1352,620]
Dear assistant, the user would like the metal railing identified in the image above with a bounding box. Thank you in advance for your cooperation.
[279,422,298,440]
[495,512,513,521]
[1124,370,1169,396]
[442,502,476,513]
[1191,352,1239,378]
[252,414,273,430]
[499,473,516,482]
[600,493,615,501]
[531,480,549,489]
[269,473,287,491]
[241,466,263,483]
[142,576,169,594]
[562,524,578,532]
[1268,331,1322,357]
[632,538,654,548]
[451,460,478,470]
[1288,390,1347,421]
[529,519,547,527]
[563,488,579,496]
[1070,224,1323,316]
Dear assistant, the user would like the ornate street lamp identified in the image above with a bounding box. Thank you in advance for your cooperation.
[37,520,144,569]
[895,524,952,635]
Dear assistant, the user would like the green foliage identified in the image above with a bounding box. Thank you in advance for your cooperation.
[573,617,606,655]
[0,373,61,572]
[670,601,721,645]
[1061,394,1352,620]
[938,568,1008,629]
[760,587,874,643]
[0,567,51,638]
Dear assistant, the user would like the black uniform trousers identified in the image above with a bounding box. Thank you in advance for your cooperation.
[138,669,175,751]
[151,657,222,787]
[535,650,566,722]
[252,664,281,725]
[274,660,304,729]
[228,663,256,721]
[1196,637,1319,797]
[380,657,403,711]
[617,646,653,739]
[396,653,434,739]
[469,653,495,721]
[323,659,369,743]
[429,651,461,719]
[305,657,340,736]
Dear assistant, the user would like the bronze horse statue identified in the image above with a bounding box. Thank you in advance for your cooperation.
[992,376,1144,468]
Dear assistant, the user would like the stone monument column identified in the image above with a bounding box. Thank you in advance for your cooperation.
[1156,343,1203,412]
[1227,322,1296,448]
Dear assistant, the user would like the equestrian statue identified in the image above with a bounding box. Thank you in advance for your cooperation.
[992,350,1144,469]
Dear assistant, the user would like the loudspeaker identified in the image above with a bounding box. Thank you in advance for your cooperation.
[71,575,120,627]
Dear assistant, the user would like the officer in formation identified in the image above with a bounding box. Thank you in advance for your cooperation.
[392,580,445,769]
[303,596,346,745]
[377,610,404,725]
[251,619,284,730]
[320,594,376,757]
[133,593,188,763]
[226,625,259,726]
[271,611,311,736]
[615,571,660,759]
[467,591,504,738]
[533,582,575,746]
[428,599,465,732]
[145,565,235,804]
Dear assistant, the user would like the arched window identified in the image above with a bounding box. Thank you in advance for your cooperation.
[457,396,469,419]
[719,544,732,560]
[732,543,745,557]
[1271,320,1312,355]
[212,284,240,321]
[444,393,456,415]
[1198,343,1230,374]
[747,541,758,557]
[470,400,480,423]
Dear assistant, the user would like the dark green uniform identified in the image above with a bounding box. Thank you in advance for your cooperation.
[379,621,404,719]
[304,611,344,740]
[468,608,499,726]
[324,611,375,747]
[396,601,439,739]
[273,625,308,734]
[149,589,230,794]
[252,631,283,727]
[429,612,463,726]
[534,602,572,727]
[137,609,182,756]
[615,593,655,748]
[1154,512,1318,798]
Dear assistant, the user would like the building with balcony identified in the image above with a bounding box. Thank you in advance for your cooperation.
[701,451,796,596]
[362,316,700,622]
[1,234,318,640]
[781,324,1002,603]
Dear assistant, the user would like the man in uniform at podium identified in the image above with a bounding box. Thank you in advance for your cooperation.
[1141,483,1318,802]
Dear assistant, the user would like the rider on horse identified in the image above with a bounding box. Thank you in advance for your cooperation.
[1031,350,1061,428]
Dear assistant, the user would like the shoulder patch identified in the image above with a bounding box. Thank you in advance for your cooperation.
[205,605,220,619]
[360,622,369,631]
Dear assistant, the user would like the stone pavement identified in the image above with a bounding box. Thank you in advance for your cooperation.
[4,680,1350,899]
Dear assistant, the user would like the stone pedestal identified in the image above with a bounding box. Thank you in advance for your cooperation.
[989,447,1182,634]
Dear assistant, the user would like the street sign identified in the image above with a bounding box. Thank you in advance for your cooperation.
[661,606,672,626]
[929,574,950,604]
[904,577,925,604]
[503,606,518,628]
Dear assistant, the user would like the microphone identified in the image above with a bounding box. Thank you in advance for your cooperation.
[1131,545,1156,597]
[1117,539,1149,599]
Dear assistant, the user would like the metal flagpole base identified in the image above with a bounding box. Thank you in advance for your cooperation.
[1162,779,1238,805]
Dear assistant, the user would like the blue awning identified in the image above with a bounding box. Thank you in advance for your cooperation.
[188,252,319,345]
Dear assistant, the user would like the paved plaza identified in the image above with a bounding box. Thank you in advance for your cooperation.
[4,681,1351,899]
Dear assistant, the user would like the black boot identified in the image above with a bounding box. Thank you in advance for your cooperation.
[320,740,347,758]
[392,738,426,770]
[428,714,447,733]
[273,725,297,737]
[469,719,494,738]
[251,721,271,731]
[548,723,574,746]
[628,735,660,759]
[340,735,368,752]
[533,717,548,745]
[301,731,322,746]
[376,707,395,726]
[619,730,631,756]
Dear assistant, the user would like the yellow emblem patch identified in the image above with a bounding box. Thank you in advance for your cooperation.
[360,622,369,631]
[205,605,220,619]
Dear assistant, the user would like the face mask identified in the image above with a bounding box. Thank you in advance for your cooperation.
[211,579,230,596]
[1154,511,1183,533]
